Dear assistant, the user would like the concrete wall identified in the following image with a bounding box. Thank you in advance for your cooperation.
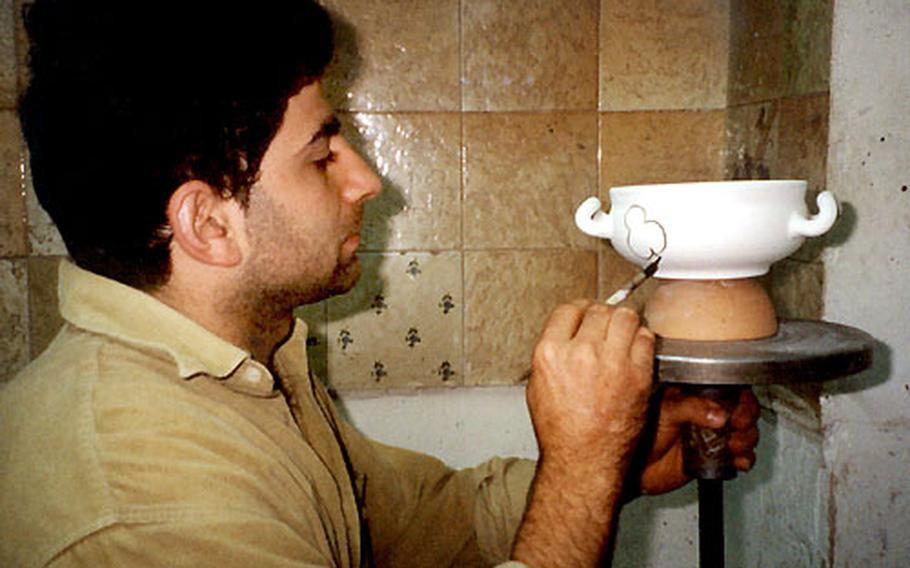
[823,1,910,565]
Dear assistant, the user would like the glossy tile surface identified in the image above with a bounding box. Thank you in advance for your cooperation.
[345,113,461,251]
[0,0,16,108]
[782,0,832,96]
[462,0,599,111]
[463,112,598,249]
[23,149,67,255]
[777,94,828,193]
[464,249,596,385]
[729,0,786,105]
[27,254,62,358]
[767,259,824,320]
[600,0,729,111]
[0,258,27,381]
[725,101,780,181]
[0,110,26,256]
[327,252,462,390]
[730,0,832,103]
[779,94,831,262]
[600,110,726,198]
[321,0,459,111]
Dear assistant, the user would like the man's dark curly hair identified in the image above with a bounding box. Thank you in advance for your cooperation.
[19,0,334,290]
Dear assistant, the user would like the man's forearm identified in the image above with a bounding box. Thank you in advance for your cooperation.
[510,455,627,567]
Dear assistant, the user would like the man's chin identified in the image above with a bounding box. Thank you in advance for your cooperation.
[327,256,363,297]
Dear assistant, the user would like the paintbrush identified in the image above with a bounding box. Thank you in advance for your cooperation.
[604,256,661,306]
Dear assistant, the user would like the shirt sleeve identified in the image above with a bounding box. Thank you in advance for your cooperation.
[312,384,536,567]
[49,513,338,568]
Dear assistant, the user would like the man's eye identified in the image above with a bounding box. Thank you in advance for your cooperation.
[315,151,337,171]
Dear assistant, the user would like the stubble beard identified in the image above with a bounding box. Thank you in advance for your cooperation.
[238,189,367,338]
[244,230,364,322]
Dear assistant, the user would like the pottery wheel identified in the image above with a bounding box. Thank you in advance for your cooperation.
[655,319,875,385]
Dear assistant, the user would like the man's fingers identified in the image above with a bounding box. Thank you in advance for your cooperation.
[629,326,656,373]
[729,427,760,454]
[538,299,592,342]
[734,452,756,472]
[574,304,614,342]
[731,388,761,430]
[604,307,642,359]
[658,390,729,430]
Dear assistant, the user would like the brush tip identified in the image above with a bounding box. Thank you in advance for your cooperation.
[643,256,662,277]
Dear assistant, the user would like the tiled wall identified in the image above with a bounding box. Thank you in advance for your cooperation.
[725,0,833,412]
[0,1,834,391]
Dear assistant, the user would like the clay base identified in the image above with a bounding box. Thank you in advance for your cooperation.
[643,278,778,341]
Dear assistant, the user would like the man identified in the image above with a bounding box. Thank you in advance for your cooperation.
[1,1,759,566]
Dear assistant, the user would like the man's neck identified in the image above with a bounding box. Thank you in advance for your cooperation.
[152,277,293,366]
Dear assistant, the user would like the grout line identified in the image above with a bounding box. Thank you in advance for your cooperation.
[458,0,467,388]
[595,0,604,298]
[459,118,467,387]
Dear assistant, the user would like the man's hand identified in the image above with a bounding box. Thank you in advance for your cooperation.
[633,387,761,496]
[512,301,655,567]
[527,301,655,466]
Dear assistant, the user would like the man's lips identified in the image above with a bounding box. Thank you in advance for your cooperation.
[343,224,362,249]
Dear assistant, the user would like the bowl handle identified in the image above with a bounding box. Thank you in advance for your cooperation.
[789,191,838,238]
[575,197,613,240]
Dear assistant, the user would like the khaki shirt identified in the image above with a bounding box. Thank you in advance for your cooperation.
[0,261,534,567]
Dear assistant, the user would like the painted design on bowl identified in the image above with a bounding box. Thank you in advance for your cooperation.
[624,205,667,260]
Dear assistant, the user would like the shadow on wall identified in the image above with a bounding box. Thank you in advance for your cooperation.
[823,339,892,398]
[820,199,856,250]
[320,6,404,323]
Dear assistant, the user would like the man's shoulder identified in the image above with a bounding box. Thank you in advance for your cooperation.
[0,326,112,566]
[0,325,223,567]
[2,324,182,430]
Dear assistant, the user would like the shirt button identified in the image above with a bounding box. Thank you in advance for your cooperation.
[243,366,264,385]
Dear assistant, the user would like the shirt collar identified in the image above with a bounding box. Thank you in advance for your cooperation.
[57,260,310,391]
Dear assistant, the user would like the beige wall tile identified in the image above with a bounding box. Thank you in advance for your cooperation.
[26,254,62,358]
[294,301,329,386]
[462,0,599,111]
[344,113,461,251]
[15,1,32,97]
[464,249,596,385]
[600,110,726,198]
[24,149,67,255]
[327,252,462,391]
[321,0,459,111]
[1,258,27,381]
[0,0,17,108]
[600,0,729,111]
[777,94,830,261]
[777,94,828,194]
[725,100,780,181]
[728,0,786,105]
[0,110,26,257]
[463,112,598,249]
[783,0,832,97]
[766,259,824,320]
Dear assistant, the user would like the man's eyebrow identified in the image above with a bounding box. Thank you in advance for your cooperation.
[306,115,342,146]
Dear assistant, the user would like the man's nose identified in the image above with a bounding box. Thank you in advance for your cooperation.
[335,137,381,204]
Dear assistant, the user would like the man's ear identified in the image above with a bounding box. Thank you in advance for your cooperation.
[166,180,245,267]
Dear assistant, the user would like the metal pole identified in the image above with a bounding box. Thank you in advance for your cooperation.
[681,386,739,568]
[698,479,725,568]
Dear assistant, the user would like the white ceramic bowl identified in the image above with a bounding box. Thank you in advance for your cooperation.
[575,180,838,279]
